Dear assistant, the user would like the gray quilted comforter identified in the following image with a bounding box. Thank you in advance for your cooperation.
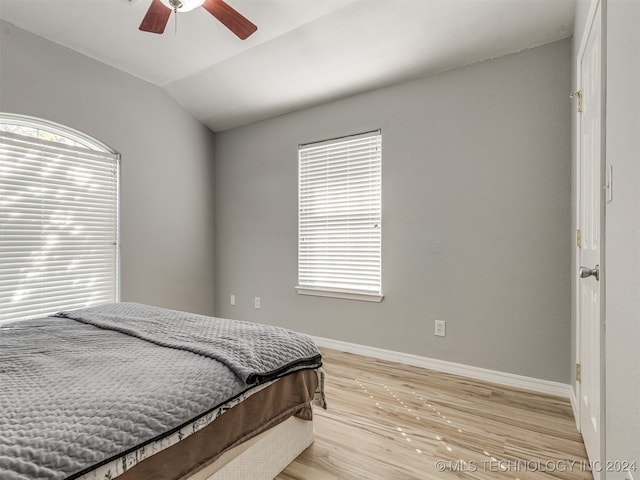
[0,302,322,480]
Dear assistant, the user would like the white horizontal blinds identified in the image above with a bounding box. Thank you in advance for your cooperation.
[0,131,119,323]
[298,131,381,293]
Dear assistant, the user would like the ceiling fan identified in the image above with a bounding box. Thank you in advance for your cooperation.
[139,0,257,39]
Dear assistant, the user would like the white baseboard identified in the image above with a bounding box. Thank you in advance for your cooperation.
[313,336,572,399]
[569,387,580,430]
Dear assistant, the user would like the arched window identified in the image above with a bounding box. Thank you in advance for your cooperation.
[0,114,120,323]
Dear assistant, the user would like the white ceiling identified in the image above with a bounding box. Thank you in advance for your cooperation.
[0,0,575,131]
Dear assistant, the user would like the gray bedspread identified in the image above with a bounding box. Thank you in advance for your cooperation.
[0,303,322,480]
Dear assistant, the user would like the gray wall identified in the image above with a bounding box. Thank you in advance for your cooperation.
[0,21,217,316]
[214,39,572,383]
[604,0,640,475]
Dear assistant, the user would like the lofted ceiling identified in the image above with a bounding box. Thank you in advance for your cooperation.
[0,0,575,131]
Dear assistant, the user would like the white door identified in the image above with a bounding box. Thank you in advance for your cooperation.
[576,0,604,474]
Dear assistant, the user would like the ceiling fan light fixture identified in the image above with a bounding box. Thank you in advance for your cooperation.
[160,0,204,12]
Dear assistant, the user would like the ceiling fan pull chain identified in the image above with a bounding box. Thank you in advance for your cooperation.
[174,6,178,34]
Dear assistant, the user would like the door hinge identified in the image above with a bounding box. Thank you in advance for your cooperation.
[570,90,583,113]
[576,363,582,382]
[576,229,582,249]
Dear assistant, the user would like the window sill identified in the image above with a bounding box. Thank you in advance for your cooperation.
[295,286,384,303]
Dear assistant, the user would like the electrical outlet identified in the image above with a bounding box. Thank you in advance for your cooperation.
[230,294,235,306]
[254,297,261,309]
[435,320,446,337]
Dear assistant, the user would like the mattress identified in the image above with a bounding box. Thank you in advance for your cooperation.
[0,302,325,480]
[89,369,320,480]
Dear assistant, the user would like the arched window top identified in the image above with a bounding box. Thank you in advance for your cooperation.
[0,113,116,154]
[0,113,119,323]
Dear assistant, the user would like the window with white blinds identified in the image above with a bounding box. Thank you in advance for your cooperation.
[296,131,382,302]
[0,120,119,323]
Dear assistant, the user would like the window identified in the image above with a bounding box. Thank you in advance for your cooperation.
[0,114,120,323]
[296,130,382,302]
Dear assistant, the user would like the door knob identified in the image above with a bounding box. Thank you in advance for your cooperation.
[579,265,600,281]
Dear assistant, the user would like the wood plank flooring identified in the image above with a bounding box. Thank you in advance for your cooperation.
[277,348,591,480]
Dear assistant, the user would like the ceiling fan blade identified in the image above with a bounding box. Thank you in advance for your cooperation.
[202,0,257,40]
[139,0,172,34]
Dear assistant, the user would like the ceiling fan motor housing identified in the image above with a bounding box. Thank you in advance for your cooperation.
[161,0,203,12]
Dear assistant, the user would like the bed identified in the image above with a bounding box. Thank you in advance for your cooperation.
[0,302,325,480]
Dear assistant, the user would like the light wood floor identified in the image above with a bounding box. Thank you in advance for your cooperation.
[277,348,591,480]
